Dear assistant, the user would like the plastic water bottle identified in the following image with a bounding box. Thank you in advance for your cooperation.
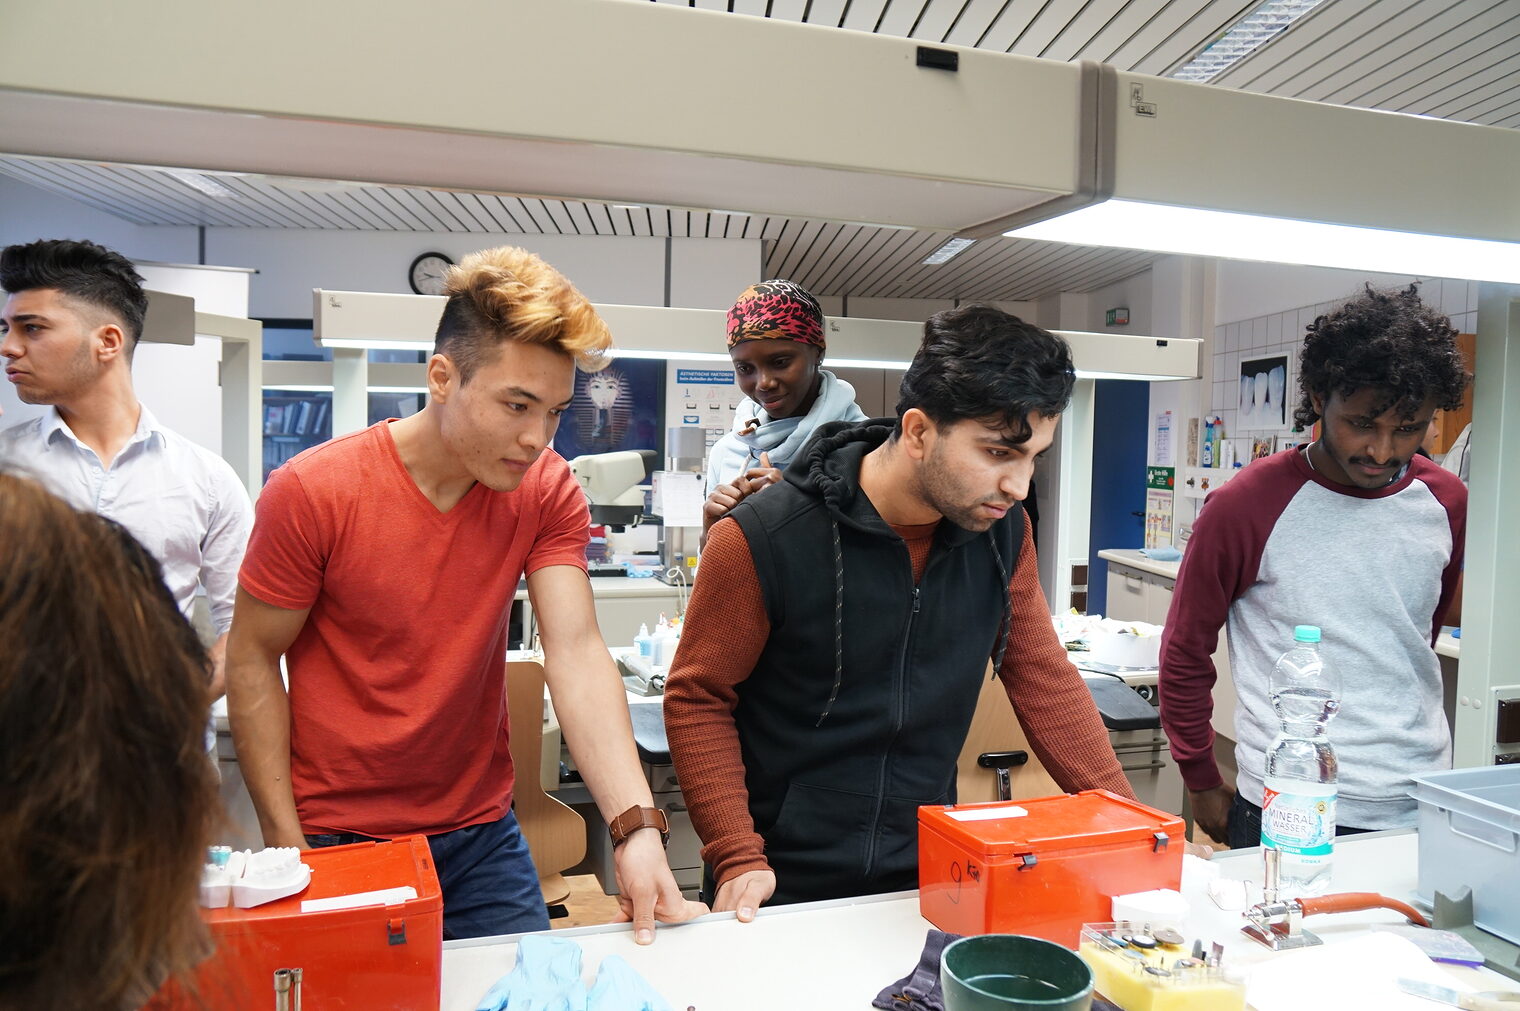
[1262,625,1341,896]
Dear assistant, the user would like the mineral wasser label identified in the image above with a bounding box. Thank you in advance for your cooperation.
[1261,781,1335,857]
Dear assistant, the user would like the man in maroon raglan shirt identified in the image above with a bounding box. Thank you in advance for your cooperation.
[1160,285,1468,848]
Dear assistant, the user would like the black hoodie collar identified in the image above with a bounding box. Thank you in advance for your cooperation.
[783,418,995,548]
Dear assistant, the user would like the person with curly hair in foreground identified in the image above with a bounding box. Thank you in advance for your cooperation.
[1159,284,1470,848]
[0,472,218,1010]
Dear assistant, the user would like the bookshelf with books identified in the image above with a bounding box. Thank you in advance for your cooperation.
[262,391,332,482]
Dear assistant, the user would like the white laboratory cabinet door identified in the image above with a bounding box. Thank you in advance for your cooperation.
[215,730,265,851]
[1107,566,1148,621]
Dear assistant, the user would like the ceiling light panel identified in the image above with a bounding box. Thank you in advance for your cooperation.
[1171,0,1329,83]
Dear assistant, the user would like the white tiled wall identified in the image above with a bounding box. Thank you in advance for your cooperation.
[1209,278,1479,439]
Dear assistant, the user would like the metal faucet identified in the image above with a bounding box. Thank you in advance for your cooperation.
[1241,848,1323,950]
[1241,847,1429,951]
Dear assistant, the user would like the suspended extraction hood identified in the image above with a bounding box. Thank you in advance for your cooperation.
[4,0,1515,276]
[313,290,1199,382]
[0,0,1103,234]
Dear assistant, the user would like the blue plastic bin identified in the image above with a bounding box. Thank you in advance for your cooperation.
[1410,764,1520,945]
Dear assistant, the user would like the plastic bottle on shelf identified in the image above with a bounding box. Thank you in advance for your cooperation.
[1201,417,1216,467]
[1261,624,1341,897]
[634,622,653,658]
[650,614,675,667]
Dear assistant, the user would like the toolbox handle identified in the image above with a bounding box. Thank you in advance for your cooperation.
[1446,809,1519,853]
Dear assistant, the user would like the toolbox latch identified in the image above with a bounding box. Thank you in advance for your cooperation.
[387,917,407,946]
[1017,853,1038,871]
[1152,831,1170,853]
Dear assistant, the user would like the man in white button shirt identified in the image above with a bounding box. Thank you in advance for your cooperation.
[1,239,252,695]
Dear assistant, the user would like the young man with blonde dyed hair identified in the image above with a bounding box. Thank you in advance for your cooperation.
[228,247,705,940]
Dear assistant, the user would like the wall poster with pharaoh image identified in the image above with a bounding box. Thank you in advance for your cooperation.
[553,357,666,464]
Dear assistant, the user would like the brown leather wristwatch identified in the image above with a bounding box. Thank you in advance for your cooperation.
[608,805,669,847]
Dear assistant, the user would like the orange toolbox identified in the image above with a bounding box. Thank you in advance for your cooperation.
[149,835,442,1010]
[918,790,1184,947]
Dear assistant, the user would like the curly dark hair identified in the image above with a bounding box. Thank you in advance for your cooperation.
[0,238,149,351]
[895,304,1075,443]
[1294,284,1469,430]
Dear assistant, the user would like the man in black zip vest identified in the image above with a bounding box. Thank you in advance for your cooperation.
[664,305,1135,916]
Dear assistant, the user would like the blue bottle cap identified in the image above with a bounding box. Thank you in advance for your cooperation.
[1293,625,1321,643]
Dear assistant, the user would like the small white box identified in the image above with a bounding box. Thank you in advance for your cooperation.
[1089,622,1163,669]
[1112,887,1190,931]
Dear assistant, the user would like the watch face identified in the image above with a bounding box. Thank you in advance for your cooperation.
[409,252,453,295]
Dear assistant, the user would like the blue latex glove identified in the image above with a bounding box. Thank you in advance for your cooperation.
[1140,545,1182,562]
[586,955,672,1011]
[475,934,587,1011]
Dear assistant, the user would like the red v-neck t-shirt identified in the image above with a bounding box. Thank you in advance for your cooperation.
[239,421,590,837]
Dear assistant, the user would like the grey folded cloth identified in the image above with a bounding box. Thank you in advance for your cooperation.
[873,929,960,1011]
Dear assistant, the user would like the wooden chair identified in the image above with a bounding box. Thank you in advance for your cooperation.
[955,663,1064,804]
[505,658,587,907]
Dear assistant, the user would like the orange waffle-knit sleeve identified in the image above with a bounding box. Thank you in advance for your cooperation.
[998,513,1135,799]
[662,516,774,887]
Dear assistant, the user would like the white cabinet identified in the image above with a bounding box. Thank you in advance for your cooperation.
[1107,566,1149,622]
[1104,557,1237,746]
[214,728,266,850]
[1105,566,1175,627]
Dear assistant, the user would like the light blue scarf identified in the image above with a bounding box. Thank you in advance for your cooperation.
[704,369,867,489]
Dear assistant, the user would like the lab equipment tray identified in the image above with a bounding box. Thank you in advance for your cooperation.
[1411,764,1520,946]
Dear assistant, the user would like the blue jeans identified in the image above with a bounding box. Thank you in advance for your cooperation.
[1226,791,1373,850]
[306,810,549,940]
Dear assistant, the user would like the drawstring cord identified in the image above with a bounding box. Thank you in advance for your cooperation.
[988,533,1012,679]
[816,516,846,726]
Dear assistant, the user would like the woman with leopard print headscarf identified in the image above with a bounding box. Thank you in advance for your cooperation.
[702,279,866,541]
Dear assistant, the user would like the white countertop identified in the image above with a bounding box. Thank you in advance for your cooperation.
[439,829,1509,1010]
[1437,628,1461,659]
[1098,547,1182,581]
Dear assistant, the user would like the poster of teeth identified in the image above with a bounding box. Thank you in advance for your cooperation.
[1238,353,1291,430]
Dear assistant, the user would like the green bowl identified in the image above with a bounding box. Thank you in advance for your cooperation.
[941,934,1095,1011]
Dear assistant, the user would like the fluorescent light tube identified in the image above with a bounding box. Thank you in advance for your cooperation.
[1007,199,1520,283]
[923,238,976,265]
[607,349,732,363]
[318,337,435,351]
[1076,369,1193,381]
[165,168,238,199]
[829,358,911,370]
[261,384,426,393]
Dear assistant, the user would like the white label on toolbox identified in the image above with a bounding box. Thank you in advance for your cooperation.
[301,885,418,913]
[946,805,1029,822]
